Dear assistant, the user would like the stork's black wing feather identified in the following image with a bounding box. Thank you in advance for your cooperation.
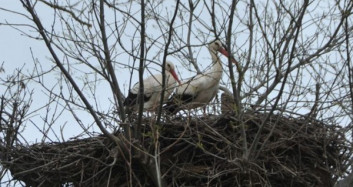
[124,92,152,107]
[164,93,196,114]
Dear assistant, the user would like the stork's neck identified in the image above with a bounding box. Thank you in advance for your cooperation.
[164,71,172,82]
[207,48,223,75]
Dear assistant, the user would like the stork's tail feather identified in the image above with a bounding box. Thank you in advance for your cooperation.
[123,92,137,106]
[163,93,196,114]
[163,99,179,114]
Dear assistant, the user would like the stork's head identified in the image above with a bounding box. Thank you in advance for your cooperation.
[209,40,230,57]
[209,40,238,65]
[165,61,181,85]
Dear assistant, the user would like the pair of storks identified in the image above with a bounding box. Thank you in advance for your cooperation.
[124,40,236,115]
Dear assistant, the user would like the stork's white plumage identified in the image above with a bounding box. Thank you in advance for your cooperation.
[124,61,181,112]
[164,40,237,114]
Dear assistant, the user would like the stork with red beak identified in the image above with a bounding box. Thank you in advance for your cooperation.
[164,40,236,114]
[124,61,181,112]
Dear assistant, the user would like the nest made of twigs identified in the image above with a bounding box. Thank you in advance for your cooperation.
[1,112,350,187]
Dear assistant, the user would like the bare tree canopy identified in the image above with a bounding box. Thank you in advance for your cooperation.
[0,0,353,186]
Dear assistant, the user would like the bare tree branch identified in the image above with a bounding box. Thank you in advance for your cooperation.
[19,0,117,143]
[38,0,92,27]
[249,0,309,160]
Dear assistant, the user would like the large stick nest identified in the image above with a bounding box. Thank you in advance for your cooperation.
[1,112,350,186]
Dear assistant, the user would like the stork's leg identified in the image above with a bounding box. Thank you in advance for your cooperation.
[187,109,191,123]
[202,106,207,116]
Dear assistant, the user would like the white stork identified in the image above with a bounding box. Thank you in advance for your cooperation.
[164,40,237,114]
[124,61,181,112]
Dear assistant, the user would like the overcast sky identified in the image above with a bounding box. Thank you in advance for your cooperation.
[0,1,204,144]
[1,1,352,143]
[1,1,353,185]
[0,1,98,143]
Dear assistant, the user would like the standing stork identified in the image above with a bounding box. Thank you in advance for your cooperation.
[164,40,237,114]
[124,61,181,112]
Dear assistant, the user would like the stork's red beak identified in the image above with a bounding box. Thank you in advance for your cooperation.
[219,48,238,65]
[219,48,230,57]
[170,69,181,85]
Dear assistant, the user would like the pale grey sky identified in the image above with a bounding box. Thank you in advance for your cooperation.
[1,0,353,185]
